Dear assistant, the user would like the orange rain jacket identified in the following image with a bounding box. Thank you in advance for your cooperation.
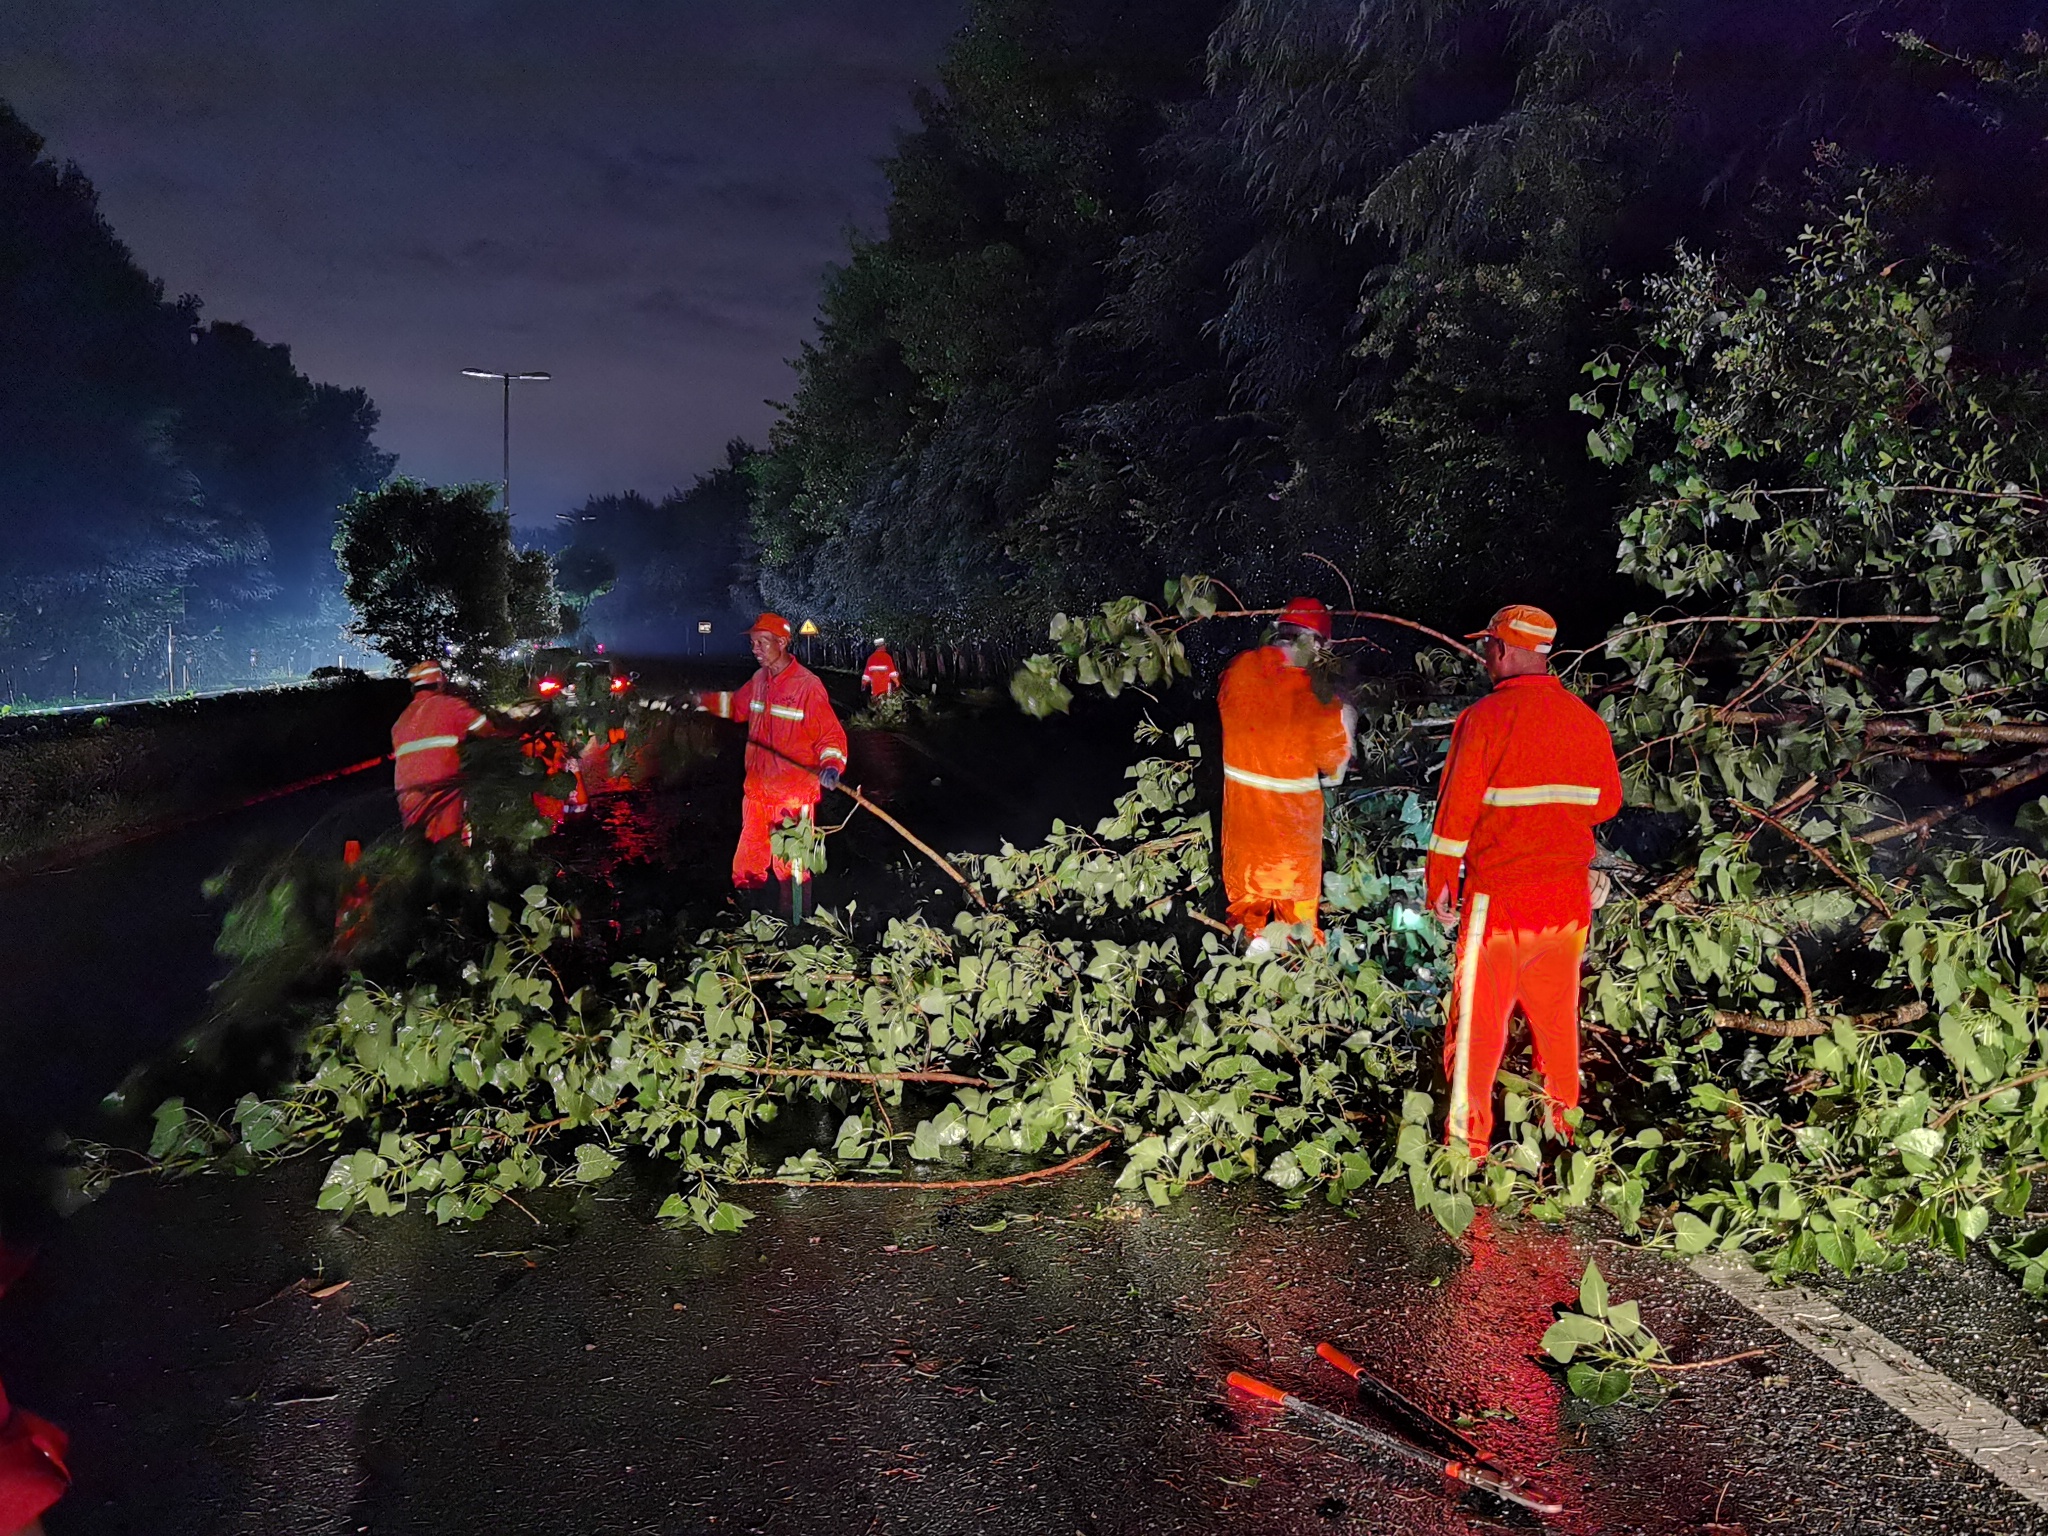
[1218,646,1354,924]
[1425,673,1623,928]
[391,688,489,842]
[702,659,849,806]
[861,648,901,698]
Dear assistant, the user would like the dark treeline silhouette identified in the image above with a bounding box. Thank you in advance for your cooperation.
[558,440,761,655]
[749,0,2048,645]
[0,100,392,700]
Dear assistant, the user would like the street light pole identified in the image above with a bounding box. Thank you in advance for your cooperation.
[461,368,550,517]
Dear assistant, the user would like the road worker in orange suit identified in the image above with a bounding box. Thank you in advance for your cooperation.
[1218,597,1356,953]
[1426,605,1623,1158]
[391,660,490,843]
[861,641,901,699]
[697,613,849,897]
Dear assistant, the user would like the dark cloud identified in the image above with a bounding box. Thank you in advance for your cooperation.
[0,0,964,521]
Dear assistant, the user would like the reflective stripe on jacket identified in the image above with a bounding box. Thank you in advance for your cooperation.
[861,650,900,696]
[1425,673,1622,917]
[704,660,848,802]
[391,690,487,793]
[1217,645,1353,907]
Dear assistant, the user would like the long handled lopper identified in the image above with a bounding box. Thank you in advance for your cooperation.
[1314,1341,1493,1467]
[1225,1371,1563,1517]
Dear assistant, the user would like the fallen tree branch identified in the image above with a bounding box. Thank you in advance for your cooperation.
[1643,1347,1779,1375]
[1866,718,2048,747]
[1711,712,2048,749]
[700,1060,990,1088]
[1856,750,2048,845]
[1565,613,1941,669]
[1733,801,1895,917]
[1713,1000,1928,1039]
[736,1138,1112,1191]
[841,783,988,907]
[1932,1066,2048,1129]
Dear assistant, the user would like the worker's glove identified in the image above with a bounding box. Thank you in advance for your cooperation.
[817,766,842,792]
[1588,868,1614,910]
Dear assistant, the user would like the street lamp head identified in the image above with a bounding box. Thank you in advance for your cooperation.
[461,368,552,381]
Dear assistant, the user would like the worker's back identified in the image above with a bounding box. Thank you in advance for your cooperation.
[392,689,485,793]
[1438,675,1620,897]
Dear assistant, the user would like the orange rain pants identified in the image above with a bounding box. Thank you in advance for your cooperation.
[1442,891,1587,1157]
[1218,646,1352,940]
[733,794,817,889]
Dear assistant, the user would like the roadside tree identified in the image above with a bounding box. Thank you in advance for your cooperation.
[334,479,560,665]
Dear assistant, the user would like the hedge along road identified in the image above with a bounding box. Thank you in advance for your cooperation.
[4,674,2048,1532]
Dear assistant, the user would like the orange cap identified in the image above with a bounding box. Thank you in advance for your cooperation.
[748,612,793,641]
[1466,604,1557,654]
[406,659,445,686]
[1277,596,1332,640]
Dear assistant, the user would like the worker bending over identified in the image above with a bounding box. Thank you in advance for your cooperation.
[698,613,849,903]
[391,659,490,843]
[861,641,901,699]
[1217,597,1355,952]
[1427,605,1621,1158]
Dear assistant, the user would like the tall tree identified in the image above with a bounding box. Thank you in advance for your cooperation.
[750,1,2048,644]
[334,480,559,665]
[0,98,392,693]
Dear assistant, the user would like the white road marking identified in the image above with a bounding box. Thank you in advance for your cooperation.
[1692,1253,2048,1512]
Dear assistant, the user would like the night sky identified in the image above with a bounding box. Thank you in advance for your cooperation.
[0,0,966,524]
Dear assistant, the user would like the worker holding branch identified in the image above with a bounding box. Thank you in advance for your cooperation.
[390,659,490,843]
[1218,597,1355,953]
[1426,605,1622,1158]
[697,612,849,906]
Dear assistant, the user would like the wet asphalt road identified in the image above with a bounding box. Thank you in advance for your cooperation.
[10,1164,2048,1535]
[4,683,2048,1533]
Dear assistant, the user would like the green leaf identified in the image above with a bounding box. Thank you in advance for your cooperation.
[572,1144,622,1184]
[1543,1314,1608,1363]
[1430,1190,1474,1237]
[1671,1212,1717,1255]
[1578,1261,1610,1318]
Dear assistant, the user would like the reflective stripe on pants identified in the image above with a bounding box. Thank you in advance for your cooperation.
[1442,902,1586,1156]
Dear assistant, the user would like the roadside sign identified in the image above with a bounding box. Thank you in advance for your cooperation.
[798,619,819,636]
[697,621,712,634]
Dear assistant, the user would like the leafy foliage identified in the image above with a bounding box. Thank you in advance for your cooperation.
[151,721,1418,1232]
[748,2,2048,645]
[334,479,561,665]
[139,195,2048,1333]
[1540,1261,1670,1405]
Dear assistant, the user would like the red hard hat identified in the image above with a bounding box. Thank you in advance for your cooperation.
[407,659,445,686]
[1277,597,1332,640]
[748,612,793,641]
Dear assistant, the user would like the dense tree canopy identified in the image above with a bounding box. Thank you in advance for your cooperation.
[335,480,560,666]
[751,0,2048,647]
[0,99,392,695]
